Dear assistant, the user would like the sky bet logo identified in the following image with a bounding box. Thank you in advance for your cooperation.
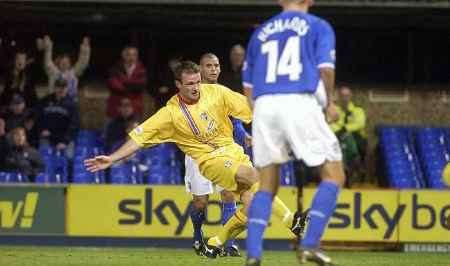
[329,192,450,239]
[118,189,221,235]
[117,189,450,239]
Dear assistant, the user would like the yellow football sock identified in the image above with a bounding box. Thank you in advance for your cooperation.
[250,182,293,228]
[207,208,247,247]
[272,196,294,228]
[250,182,294,229]
[249,182,259,193]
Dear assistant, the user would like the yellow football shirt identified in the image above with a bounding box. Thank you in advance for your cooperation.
[129,83,252,167]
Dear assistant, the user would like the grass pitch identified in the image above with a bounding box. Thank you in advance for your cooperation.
[0,246,449,266]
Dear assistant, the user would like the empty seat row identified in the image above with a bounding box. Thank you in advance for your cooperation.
[378,126,449,189]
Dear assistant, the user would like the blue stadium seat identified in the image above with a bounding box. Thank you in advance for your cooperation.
[378,126,425,189]
[72,144,106,184]
[76,130,104,147]
[0,172,29,183]
[37,150,69,184]
[280,161,296,186]
[415,127,450,189]
[38,143,54,158]
[142,143,183,185]
[429,178,447,189]
[72,170,105,184]
[110,162,143,184]
[146,165,172,184]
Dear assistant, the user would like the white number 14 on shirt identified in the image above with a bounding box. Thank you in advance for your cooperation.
[261,36,303,83]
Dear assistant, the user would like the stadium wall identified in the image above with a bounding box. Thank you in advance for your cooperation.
[0,185,449,245]
[74,85,450,183]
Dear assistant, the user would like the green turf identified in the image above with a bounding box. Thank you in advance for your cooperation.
[0,246,449,266]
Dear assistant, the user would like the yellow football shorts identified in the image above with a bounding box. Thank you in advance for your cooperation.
[199,144,252,194]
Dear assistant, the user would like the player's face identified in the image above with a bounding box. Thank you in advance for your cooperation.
[200,57,221,84]
[176,72,201,103]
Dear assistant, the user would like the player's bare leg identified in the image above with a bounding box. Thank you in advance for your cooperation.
[190,194,208,256]
[298,160,345,266]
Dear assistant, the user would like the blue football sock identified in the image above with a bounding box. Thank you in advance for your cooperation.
[301,181,340,249]
[222,201,237,248]
[246,191,273,259]
[190,206,206,241]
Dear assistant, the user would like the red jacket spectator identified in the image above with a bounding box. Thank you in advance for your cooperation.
[107,46,147,117]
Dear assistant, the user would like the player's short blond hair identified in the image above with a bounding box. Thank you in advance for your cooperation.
[174,61,201,81]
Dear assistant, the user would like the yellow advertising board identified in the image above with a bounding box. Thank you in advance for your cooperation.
[67,185,449,243]
[303,189,400,242]
[398,190,450,242]
[66,185,298,239]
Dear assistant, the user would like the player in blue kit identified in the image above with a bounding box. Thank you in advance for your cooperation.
[242,0,346,265]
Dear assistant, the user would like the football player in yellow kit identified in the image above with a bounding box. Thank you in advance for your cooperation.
[85,61,308,258]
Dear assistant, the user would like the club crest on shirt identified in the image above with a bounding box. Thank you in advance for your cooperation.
[224,160,233,168]
[207,120,216,134]
[134,126,143,135]
[200,112,209,121]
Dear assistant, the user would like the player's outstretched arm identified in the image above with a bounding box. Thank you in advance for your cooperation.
[84,138,141,172]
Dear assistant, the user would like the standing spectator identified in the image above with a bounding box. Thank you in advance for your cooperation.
[0,118,8,166]
[104,98,139,153]
[219,44,246,94]
[330,86,367,186]
[38,78,79,155]
[107,45,147,117]
[41,35,91,98]
[0,51,38,108]
[1,127,44,181]
[154,56,181,109]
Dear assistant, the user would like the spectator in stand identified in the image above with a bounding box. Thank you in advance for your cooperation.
[0,118,8,166]
[330,86,367,187]
[113,120,140,153]
[107,45,147,118]
[219,44,246,94]
[154,55,182,109]
[38,78,79,156]
[4,94,29,132]
[40,35,91,98]
[1,127,44,181]
[23,111,39,148]
[0,51,38,109]
[104,98,139,153]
